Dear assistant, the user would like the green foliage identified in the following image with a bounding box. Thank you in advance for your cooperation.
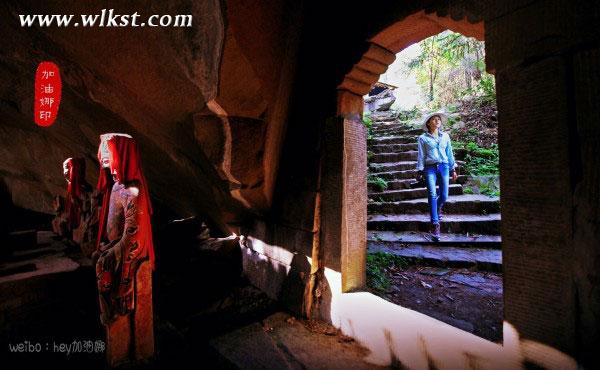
[396,106,421,122]
[453,140,466,149]
[463,186,474,194]
[446,115,458,127]
[463,143,499,176]
[455,140,499,176]
[368,174,388,192]
[461,73,496,105]
[406,30,495,109]
[480,182,500,197]
[478,74,496,102]
[362,111,374,140]
[366,252,409,292]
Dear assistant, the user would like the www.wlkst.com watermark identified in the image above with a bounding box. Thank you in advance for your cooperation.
[8,340,105,355]
[19,9,192,27]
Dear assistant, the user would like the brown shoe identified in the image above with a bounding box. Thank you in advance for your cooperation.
[432,223,441,242]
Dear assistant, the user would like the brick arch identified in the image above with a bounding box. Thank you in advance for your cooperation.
[336,10,484,117]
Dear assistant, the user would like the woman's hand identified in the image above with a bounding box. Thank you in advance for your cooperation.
[451,170,458,182]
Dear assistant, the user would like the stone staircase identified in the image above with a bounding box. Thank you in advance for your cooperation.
[367,115,502,270]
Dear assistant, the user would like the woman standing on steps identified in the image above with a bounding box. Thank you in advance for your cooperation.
[416,112,458,241]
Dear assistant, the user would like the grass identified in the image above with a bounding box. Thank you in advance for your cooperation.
[455,141,499,176]
[366,252,409,292]
[480,182,500,197]
[367,174,388,192]
[362,111,374,140]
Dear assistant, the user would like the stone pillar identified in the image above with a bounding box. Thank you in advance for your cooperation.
[571,47,600,368]
[486,0,600,366]
[321,113,367,293]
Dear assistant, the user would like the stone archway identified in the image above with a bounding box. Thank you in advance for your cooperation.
[337,10,484,118]
[332,9,484,293]
[325,1,598,366]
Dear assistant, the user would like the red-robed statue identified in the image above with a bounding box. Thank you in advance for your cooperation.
[93,133,155,367]
[52,157,99,257]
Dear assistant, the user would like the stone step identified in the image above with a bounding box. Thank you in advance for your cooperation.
[369,150,418,163]
[369,143,418,153]
[372,127,422,136]
[368,194,500,214]
[368,242,502,271]
[369,136,416,145]
[368,179,417,192]
[370,114,397,122]
[367,213,501,234]
[6,230,38,251]
[370,150,467,163]
[371,122,409,130]
[372,124,421,132]
[369,160,417,173]
[367,231,501,248]
[370,184,463,201]
[369,169,420,181]
[408,175,469,189]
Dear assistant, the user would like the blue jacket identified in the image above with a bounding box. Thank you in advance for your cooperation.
[416,131,456,171]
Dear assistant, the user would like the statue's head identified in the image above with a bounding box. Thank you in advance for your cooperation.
[63,157,73,183]
[98,133,133,174]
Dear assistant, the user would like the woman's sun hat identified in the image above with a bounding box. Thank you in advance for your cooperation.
[421,111,448,131]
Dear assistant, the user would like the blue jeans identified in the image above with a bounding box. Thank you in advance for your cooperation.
[424,163,449,224]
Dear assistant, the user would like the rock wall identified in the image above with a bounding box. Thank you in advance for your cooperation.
[0,0,300,232]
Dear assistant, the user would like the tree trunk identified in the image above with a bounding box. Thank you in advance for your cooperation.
[429,65,434,101]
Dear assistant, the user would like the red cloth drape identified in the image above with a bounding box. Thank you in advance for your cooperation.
[65,157,87,229]
[96,135,155,269]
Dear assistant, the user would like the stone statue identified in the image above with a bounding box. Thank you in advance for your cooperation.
[94,133,155,367]
[51,194,68,237]
[52,157,99,257]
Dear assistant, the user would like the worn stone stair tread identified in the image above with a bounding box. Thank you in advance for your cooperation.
[369,136,416,145]
[372,127,422,134]
[389,194,499,205]
[371,134,418,140]
[369,193,500,214]
[369,151,418,163]
[367,231,501,245]
[369,143,418,153]
[368,242,502,269]
[370,179,417,190]
[0,254,80,284]
[37,230,57,245]
[368,169,419,178]
[370,183,463,197]
[371,150,418,156]
[370,160,416,167]
[367,212,501,233]
[368,213,501,222]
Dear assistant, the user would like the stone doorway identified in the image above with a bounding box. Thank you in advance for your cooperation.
[364,30,502,342]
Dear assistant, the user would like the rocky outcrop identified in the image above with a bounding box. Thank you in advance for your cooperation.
[0,0,300,232]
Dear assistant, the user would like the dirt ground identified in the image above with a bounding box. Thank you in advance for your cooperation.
[370,265,503,343]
